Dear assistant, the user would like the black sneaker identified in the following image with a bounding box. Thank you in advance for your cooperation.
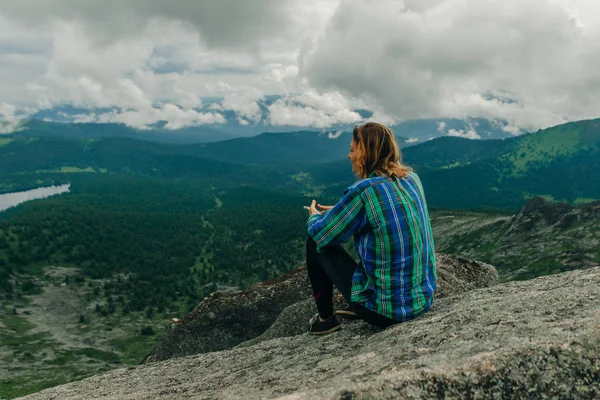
[308,313,341,335]
[336,305,359,320]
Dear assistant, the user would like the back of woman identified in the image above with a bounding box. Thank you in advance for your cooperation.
[305,122,437,334]
[350,172,436,322]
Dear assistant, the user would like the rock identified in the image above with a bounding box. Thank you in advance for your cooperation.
[20,267,600,400]
[434,254,497,299]
[239,254,497,349]
[143,254,497,363]
[142,267,313,363]
[508,196,575,235]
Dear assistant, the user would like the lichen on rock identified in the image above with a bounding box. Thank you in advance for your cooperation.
[19,267,600,400]
[143,254,498,363]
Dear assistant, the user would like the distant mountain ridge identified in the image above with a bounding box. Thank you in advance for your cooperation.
[310,118,600,209]
[23,101,517,139]
[14,120,234,145]
[1,118,598,209]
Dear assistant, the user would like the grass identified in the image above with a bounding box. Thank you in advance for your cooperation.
[76,348,121,363]
[440,161,469,170]
[290,172,324,197]
[31,166,107,174]
[45,348,121,365]
[522,193,557,202]
[0,363,108,399]
[511,258,565,281]
[1,313,35,335]
[0,138,14,147]
[502,124,581,176]
[108,333,161,365]
[573,197,598,205]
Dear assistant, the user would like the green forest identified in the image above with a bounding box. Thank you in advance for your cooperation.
[0,173,315,319]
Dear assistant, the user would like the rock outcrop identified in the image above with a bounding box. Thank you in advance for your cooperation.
[433,198,600,281]
[509,197,600,234]
[20,267,600,400]
[144,254,498,363]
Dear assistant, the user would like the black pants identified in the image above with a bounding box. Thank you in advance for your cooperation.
[306,237,398,328]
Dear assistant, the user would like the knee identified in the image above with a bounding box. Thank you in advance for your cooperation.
[306,236,317,249]
[306,236,318,258]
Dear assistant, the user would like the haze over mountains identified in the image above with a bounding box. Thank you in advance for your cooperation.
[5,99,518,144]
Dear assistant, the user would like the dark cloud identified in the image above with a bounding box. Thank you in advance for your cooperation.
[1,0,300,49]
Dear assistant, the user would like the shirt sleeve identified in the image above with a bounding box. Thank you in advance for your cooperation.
[306,186,364,251]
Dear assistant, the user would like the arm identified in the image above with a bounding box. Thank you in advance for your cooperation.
[307,187,364,251]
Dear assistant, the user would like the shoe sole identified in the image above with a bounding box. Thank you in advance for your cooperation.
[308,325,342,335]
[336,310,359,320]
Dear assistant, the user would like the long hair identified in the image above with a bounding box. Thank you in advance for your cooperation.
[352,122,412,179]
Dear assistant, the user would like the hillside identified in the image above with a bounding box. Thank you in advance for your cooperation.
[15,120,232,144]
[12,125,411,166]
[2,192,598,398]
[0,136,306,194]
[431,197,600,280]
[0,178,311,398]
[310,118,600,209]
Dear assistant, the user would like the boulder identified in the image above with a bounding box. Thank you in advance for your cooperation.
[143,254,497,363]
[20,267,600,400]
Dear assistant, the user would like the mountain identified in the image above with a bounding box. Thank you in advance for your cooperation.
[6,124,413,168]
[432,197,600,280]
[181,131,413,165]
[309,118,600,209]
[3,117,599,205]
[14,120,233,144]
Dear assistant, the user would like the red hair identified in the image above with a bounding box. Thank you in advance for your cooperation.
[352,122,412,179]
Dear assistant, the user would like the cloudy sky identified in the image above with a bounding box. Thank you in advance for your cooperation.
[1,0,599,133]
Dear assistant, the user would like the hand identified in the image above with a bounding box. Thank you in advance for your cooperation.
[309,200,321,216]
[317,204,333,211]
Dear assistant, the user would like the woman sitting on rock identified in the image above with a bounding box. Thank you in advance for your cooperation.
[306,122,437,334]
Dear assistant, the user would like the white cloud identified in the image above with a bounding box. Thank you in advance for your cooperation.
[0,0,305,49]
[405,138,420,143]
[0,1,339,129]
[437,122,446,132]
[221,91,263,123]
[327,130,343,139]
[74,105,225,130]
[267,98,362,128]
[0,103,27,134]
[294,90,352,113]
[301,0,600,132]
[447,125,481,140]
[1,0,600,133]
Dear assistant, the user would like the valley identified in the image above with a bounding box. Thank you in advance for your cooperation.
[0,117,599,398]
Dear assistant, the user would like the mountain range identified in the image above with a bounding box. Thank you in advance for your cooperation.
[7,98,519,144]
[1,117,599,210]
[308,118,600,209]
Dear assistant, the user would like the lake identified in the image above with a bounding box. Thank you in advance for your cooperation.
[0,184,70,212]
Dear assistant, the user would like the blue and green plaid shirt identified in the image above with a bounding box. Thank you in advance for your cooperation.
[307,172,437,322]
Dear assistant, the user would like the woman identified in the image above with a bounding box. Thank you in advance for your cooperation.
[306,122,437,334]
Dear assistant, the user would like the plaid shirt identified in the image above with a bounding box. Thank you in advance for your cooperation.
[307,172,437,322]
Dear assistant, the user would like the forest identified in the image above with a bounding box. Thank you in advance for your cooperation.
[0,172,315,319]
